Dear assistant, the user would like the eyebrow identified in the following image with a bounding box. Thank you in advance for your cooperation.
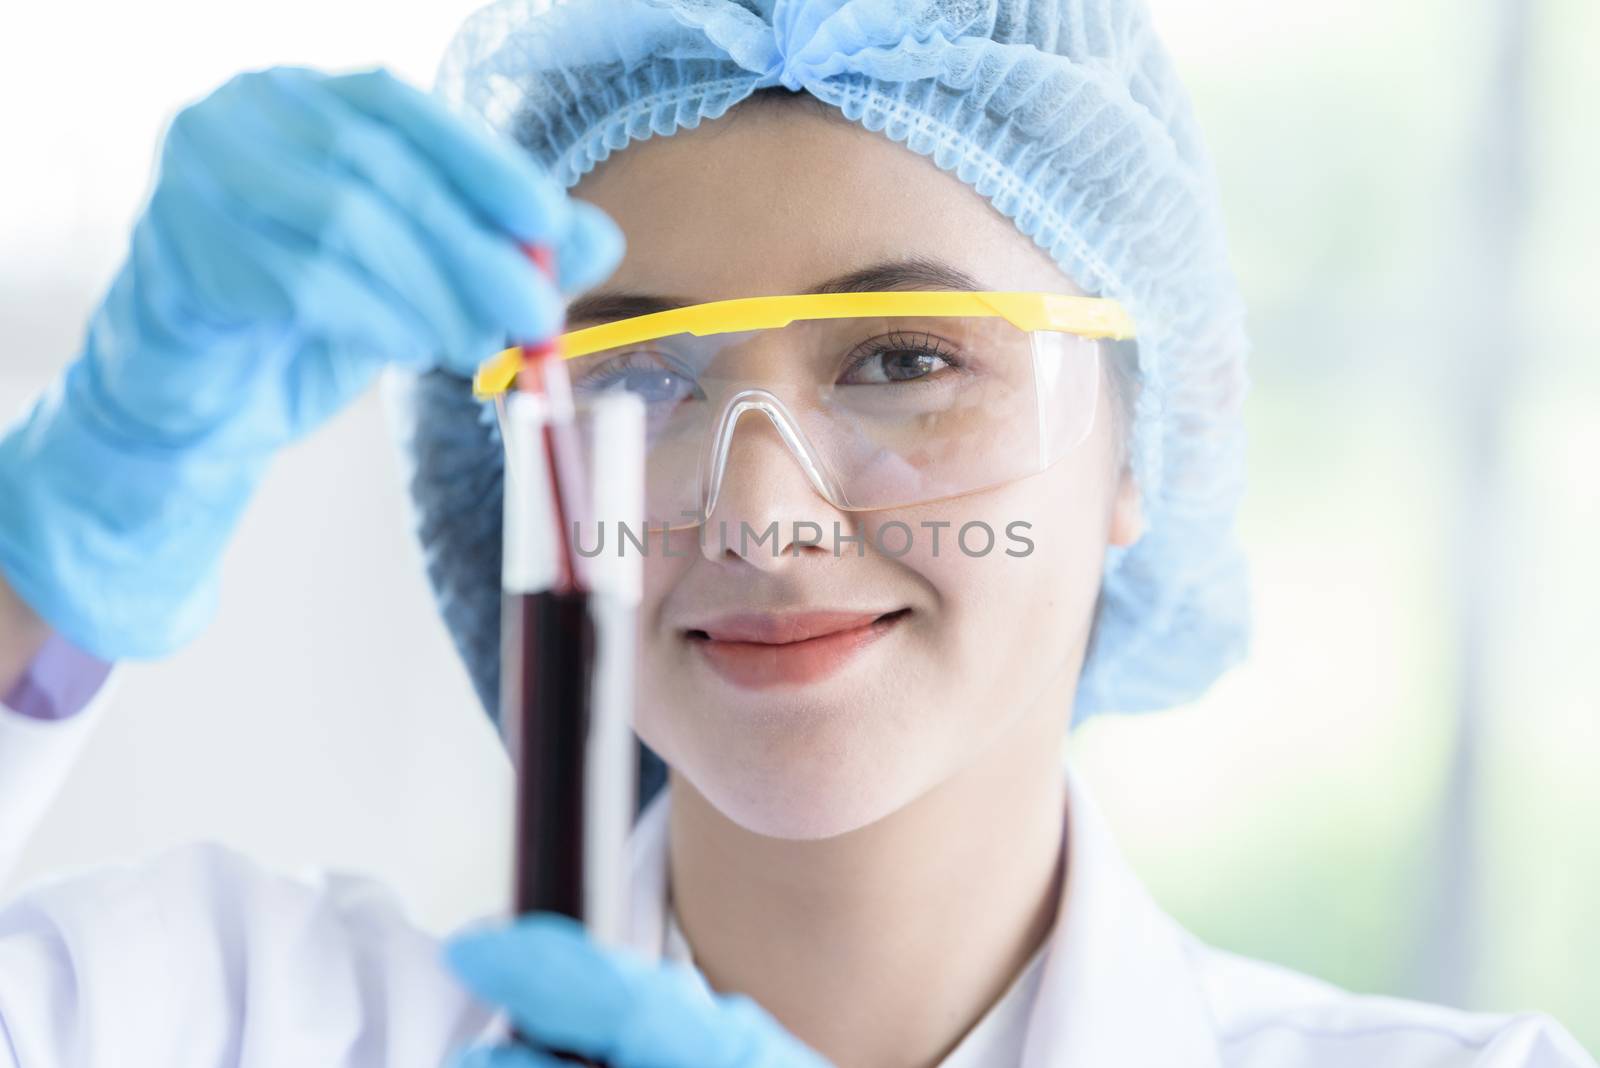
[562,256,986,328]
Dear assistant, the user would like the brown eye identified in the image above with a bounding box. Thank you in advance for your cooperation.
[840,332,961,385]
[844,349,947,384]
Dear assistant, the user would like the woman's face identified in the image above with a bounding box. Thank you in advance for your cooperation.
[572,102,1141,840]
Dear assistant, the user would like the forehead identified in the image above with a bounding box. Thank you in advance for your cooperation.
[569,103,1080,300]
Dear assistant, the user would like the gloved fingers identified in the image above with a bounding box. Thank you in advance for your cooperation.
[316,66,568,246]
[118,170,456,444]
[445,913,832,1068]
[147,165,454,362]
[242,68,589,363]
[163,72,553,376]
[550,198,626,295]
[315,66,625,297]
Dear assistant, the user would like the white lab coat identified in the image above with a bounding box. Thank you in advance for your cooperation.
[0,677,1593,1067]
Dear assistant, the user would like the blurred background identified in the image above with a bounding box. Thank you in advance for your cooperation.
[1,0,1595,1052]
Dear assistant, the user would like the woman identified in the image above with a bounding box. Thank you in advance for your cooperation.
[0,1,1590,1065]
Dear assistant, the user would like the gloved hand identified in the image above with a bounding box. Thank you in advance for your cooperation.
[0,65,622,660]
[445,913,834,1068]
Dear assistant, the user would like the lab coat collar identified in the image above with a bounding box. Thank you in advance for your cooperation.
[623,763,1222,1067]
[1021,765,1222,1066]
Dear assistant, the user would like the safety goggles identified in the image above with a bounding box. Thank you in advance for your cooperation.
[475,291,1137,531]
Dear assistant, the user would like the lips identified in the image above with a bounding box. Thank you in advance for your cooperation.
[685,608,909,689]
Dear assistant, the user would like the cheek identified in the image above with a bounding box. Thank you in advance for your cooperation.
[993,456,1114,653]
[863,453,1111,701]
[1001,420,1120,635]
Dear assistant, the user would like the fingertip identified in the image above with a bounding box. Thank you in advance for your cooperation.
[444,925,506,982]
[511,276,567,346]
[555,201,626,294]
[459,247,566,356]
[443,912,587,985]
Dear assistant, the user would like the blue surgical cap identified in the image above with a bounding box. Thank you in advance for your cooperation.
[392,0,1253,771]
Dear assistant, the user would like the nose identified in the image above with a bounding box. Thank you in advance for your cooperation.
[698,393,850,568]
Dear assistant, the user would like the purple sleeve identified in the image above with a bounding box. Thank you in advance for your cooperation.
[2,631,113,721]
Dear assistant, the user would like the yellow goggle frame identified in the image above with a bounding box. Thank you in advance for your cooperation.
[471,290,1137,398]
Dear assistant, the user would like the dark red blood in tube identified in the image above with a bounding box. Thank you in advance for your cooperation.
[500,588,604,1067]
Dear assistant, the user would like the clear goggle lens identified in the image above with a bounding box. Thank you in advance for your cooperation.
[493,315,1101,530]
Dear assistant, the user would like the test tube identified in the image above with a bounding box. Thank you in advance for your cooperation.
[497,383,643,1066]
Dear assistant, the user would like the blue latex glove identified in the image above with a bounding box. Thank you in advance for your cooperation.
[445,913,834,1068]
[0,65,622,660]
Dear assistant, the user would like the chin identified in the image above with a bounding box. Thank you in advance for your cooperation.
[697,765,912,840]
[662,705,932,840]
